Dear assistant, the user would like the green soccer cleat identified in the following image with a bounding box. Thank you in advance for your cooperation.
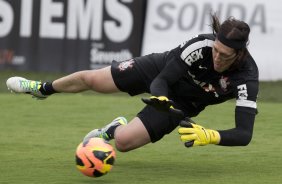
[83,117,128,143]
[6,76,48,100]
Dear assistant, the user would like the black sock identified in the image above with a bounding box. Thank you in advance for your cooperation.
[106,125,119,139]
[39,82,58,95]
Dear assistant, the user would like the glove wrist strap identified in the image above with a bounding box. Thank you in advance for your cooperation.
[207,129,221,144]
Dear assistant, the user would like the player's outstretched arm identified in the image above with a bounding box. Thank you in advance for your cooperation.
[178,107,256,147]
[216,107,255,146]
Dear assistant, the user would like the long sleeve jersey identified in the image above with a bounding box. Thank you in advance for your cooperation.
[147,34,259,146]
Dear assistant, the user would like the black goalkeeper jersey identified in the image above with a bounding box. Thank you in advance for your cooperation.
[139,34,259,146]
[148,34,258,110]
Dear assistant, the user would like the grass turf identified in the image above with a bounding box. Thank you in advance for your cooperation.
[0,93,282,184]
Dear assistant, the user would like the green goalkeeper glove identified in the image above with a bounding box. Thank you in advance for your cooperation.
[142,96,183,117]
[178,120,220,147]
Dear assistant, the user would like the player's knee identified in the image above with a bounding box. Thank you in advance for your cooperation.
[114,133,132,152]
[80,67,115,93]
[80,71,99,89]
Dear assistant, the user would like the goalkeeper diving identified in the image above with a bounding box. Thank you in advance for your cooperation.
[6,14,258,151]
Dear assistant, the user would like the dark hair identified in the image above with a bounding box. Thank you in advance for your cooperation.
[211,14,250,70]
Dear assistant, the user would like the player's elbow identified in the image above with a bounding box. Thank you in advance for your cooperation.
[238,131,253,146]
[219,129,253,146]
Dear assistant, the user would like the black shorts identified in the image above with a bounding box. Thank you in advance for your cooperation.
[110,55,203,142]
[111,53,166,96]
[111,59,149,96]
[137,105,183,142]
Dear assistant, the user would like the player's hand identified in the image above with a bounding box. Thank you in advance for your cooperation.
[178,120,220,147]
[141,96,183,117]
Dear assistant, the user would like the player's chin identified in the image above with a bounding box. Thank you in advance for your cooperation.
[213,63,224,73]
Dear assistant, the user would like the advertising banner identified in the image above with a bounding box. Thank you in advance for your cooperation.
[0,0,147,72]
[142,0,282,80]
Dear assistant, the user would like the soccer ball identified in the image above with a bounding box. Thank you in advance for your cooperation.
[75,137,116,177]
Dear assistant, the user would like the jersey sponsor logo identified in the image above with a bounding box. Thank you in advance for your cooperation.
[184,49,203,66]
[203,83,215,92]
[118,59,134,71]
[202,83,219,98]
[180,39,213,66]
[237,84,248,100]
[187,70,219,97]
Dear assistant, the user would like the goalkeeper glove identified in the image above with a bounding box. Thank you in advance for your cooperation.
[178,120,220,147]
[142,96,183,117]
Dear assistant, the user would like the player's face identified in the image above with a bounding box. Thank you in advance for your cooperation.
[212,39,237,73]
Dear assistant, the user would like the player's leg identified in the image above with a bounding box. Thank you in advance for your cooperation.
[52,66,119,93]
[94,100,202,152]
[114,106,183,151]
[6,66,119,98]
[83,116,151,152]
[83,105,182,152]
[114,117,151,152]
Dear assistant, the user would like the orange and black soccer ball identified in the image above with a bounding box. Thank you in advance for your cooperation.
[75,138,116,177]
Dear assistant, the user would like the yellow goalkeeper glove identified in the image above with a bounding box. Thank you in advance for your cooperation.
[178,120,220,147]
[142,96,183,117]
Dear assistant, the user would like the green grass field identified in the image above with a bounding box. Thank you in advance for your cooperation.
[0,92,282,184]
[1,71,282,184]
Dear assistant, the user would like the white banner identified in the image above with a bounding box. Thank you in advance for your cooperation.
[142,0,282,81]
